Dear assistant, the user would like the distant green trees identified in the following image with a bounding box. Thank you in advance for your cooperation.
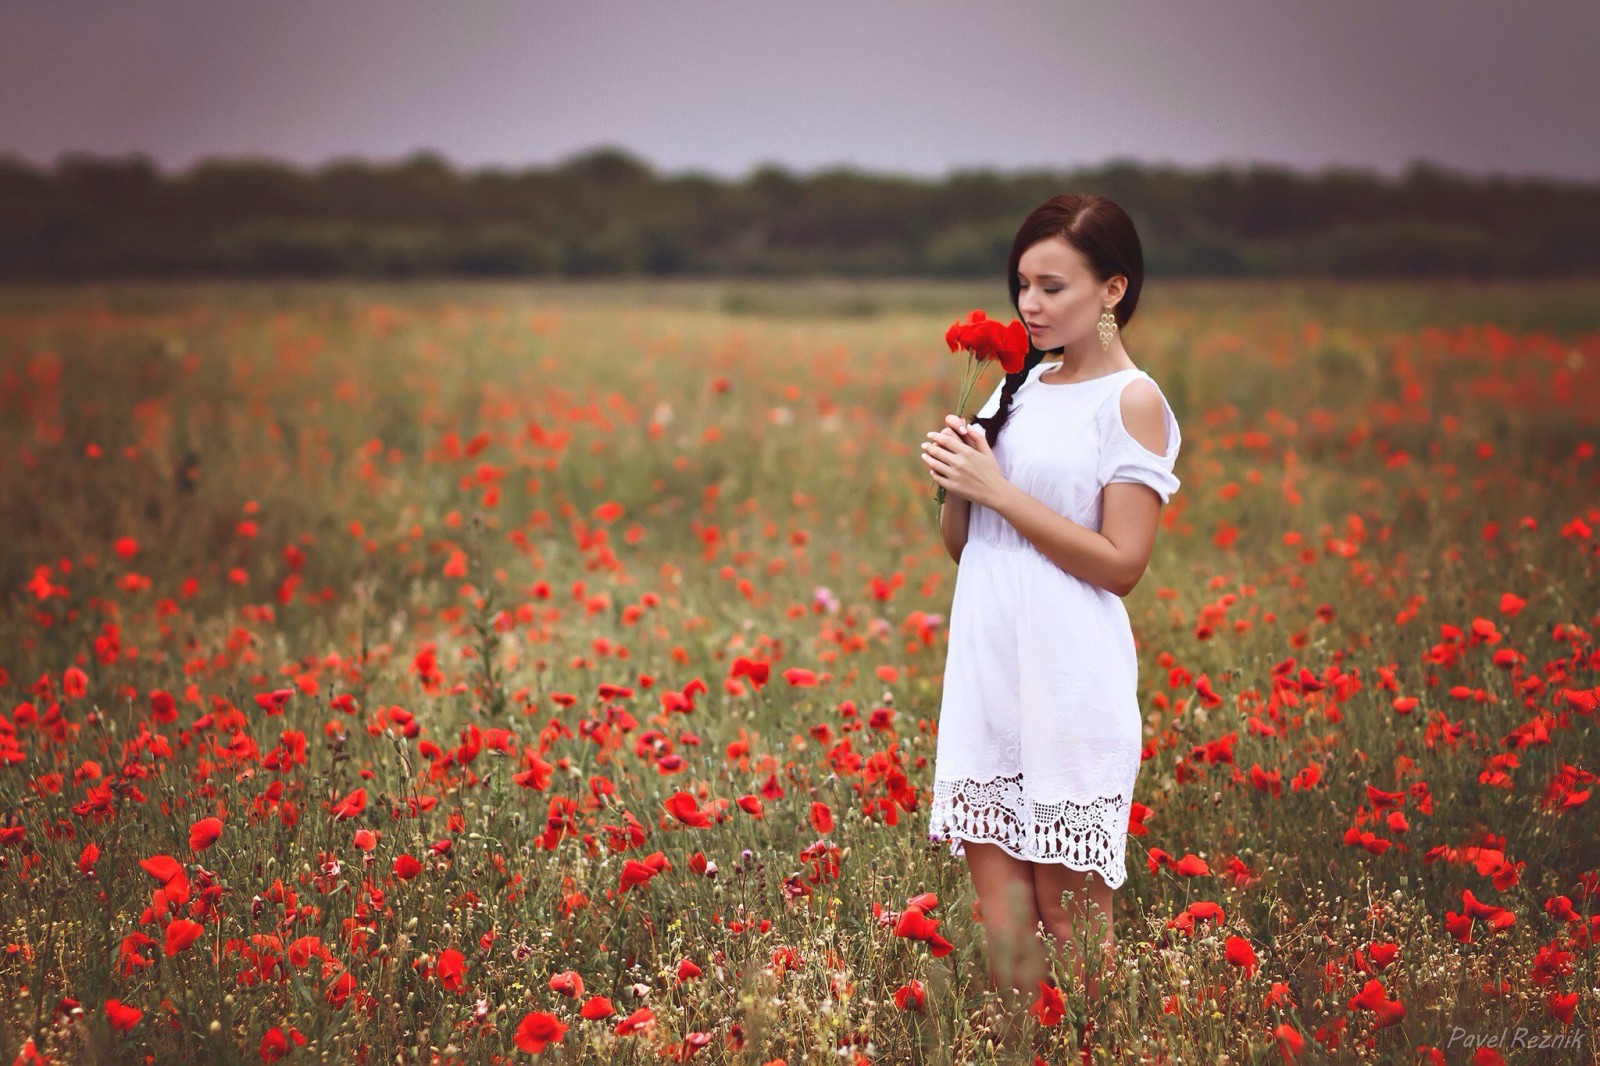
[1,147,1595,279]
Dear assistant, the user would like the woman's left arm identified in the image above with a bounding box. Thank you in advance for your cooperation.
[989,483,1160,597]
[986,384,1171,596]
[924,387,1168,595]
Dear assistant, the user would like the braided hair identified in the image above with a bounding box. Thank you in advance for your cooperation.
[970,348,1045,449]
[970,193,1145,450]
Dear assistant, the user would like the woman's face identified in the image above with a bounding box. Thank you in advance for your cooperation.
[1015,236,1123,351]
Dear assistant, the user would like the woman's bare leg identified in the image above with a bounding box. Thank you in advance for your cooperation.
[1030,863,1115,1002]
[962,840,1047,1051]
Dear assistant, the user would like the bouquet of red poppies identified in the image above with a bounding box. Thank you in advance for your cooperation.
[933,309,1029,505]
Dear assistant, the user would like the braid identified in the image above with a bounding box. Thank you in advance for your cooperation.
[972,348,1045,449]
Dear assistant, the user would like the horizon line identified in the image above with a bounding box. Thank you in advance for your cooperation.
[3,144,1593,188]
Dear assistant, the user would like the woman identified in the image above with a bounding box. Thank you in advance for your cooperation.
[921,194,1182,1049]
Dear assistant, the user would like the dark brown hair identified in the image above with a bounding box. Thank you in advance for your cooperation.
[971,194,1145,448]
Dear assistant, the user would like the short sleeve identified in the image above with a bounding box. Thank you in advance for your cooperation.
[1099,376,1182,504]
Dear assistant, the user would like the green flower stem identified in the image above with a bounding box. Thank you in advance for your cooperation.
[933,356,996,507]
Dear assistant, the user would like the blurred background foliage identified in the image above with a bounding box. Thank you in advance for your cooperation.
[3,146,1597,280]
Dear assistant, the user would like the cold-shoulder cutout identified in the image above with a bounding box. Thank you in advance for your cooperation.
[1113,378,1170,457]
[1098,374,1182,505]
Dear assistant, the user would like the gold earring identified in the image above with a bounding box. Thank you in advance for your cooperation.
[1098,306,1118,351]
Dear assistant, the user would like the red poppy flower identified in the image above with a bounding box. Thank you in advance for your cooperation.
[1029,981,1065,1027]
[664,791,713,828]
[436,948,465,992]
[893,979,926,1011]
[579,995,614,1019]
[1224,934,1259,977]
[330,788,366,820]
[944,309,1029,374]
[189,817,223,852]
[253,688,294,715]
[163,919,204,956]
[613,1007,655,1037]
[138,854,189,903]
[514,1011,567,1053]
[104,999,142,1032]
[619,859,658,892]
[548,970,584,998]
[259,1026,308,1063]
[149,690,177,723]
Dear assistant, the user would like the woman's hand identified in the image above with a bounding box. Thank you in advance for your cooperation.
[921,414,1010,510]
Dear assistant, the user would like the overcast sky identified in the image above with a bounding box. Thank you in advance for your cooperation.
[2,0,1594,180]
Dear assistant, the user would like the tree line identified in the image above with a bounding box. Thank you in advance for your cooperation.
[2,147,1596,279]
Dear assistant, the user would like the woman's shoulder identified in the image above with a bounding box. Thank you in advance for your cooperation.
[1099,370,1181,459]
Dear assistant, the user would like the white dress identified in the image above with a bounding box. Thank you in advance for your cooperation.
[926,361,1182,890]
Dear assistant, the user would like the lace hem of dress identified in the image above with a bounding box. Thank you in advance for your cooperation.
[927,772,1131,890]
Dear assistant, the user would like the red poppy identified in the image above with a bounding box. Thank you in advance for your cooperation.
[548,970,584,998]
[664,791,712,828]
[1273,1023,1305,1060]
[436,949,465,992]
[1346,978,1406,1028]
[513,753,555,791]
[931,308,1030,507]
[324,971,358,1008]
[613,1007,655,1037]
[149,690,177,723]
[619,859,658,892]
[893,979,926,1011]
[163,919,204,957]
[104,999,142,1032]
[579,995,614,1019]
[189,817,223,852]
[1029,981,1065,1027]
[287,936,325,968]
[618,851,671,893]
[514,1011,567,1053]
[1224,934,1259,977]
[729,656,769,688]
[893,906,939,941]
[253,688,294,715]
[944,308,1029,374]
[259,1026,308,1063]
[330,788,366,820]
[138,854,190,903]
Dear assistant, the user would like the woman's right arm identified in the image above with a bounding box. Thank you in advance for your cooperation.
[939,493,971,564]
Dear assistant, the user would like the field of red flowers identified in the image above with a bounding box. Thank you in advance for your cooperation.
[0,278,1597,1064]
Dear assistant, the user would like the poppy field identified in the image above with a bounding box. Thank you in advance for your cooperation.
[0,277,1597,1064]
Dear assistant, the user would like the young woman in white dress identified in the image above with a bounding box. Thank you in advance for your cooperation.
[920,194,1182,1049]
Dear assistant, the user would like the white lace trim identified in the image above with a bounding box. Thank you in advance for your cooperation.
[927,772,1131,889]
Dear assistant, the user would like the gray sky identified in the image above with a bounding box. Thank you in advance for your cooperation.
[2,0,1594,180]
